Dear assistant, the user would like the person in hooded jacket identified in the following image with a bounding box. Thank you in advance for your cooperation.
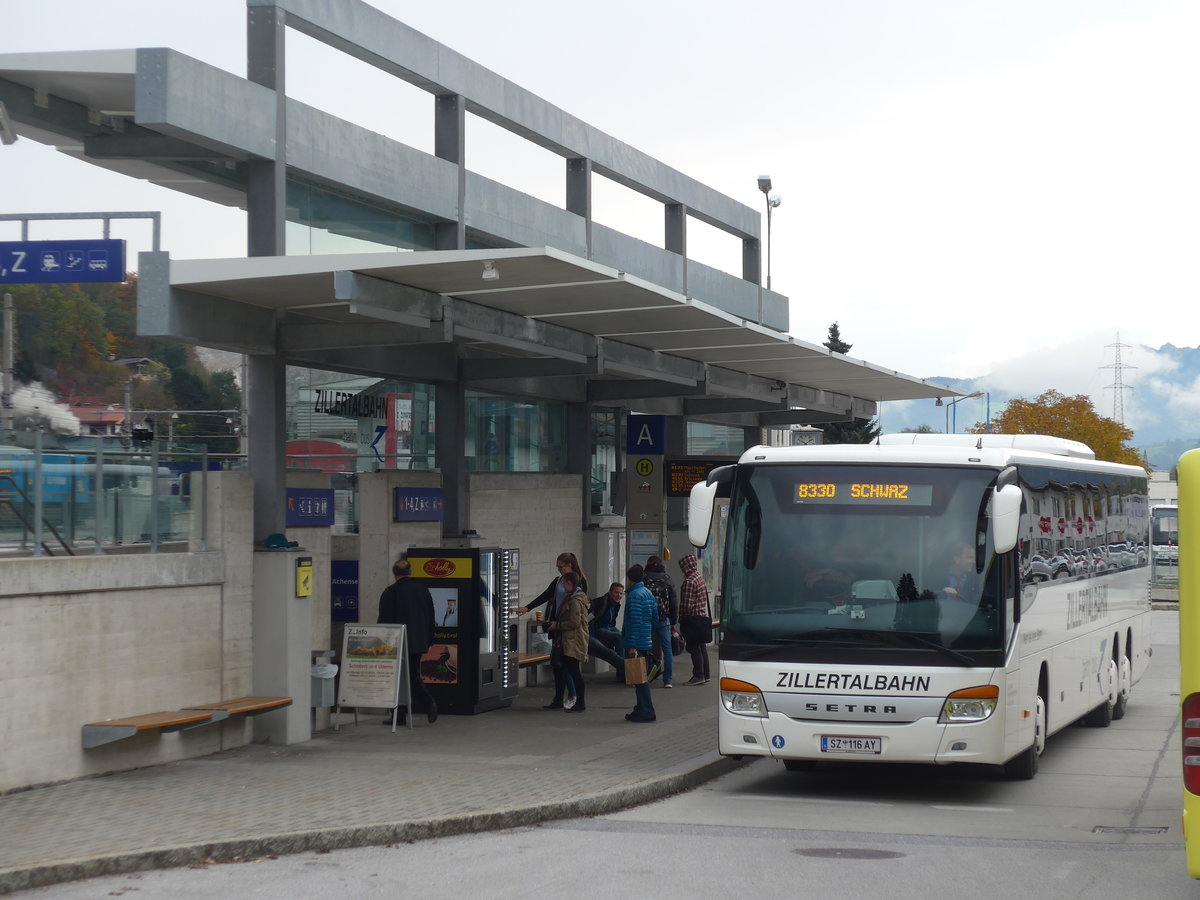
[678,553,713,685]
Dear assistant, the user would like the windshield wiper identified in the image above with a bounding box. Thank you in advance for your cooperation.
[822,627,975,667]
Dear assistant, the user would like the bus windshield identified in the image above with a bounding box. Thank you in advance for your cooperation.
[721,463,1010,665]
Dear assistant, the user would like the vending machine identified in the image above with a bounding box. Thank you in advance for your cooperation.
[406,546,520,714]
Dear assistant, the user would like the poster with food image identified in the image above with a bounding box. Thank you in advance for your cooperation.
[420,643,458,684]
[339,624,408,709]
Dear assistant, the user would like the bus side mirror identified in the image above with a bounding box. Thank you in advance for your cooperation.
[991,483,1022,554]
[688,481,719,548]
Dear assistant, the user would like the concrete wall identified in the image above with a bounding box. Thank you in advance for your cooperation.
[466,473,583,605]
[0,472,255,793]
[356,470,443,626]
[285,470,333,728]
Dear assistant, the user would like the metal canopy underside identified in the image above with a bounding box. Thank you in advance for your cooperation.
[147,247,954,421]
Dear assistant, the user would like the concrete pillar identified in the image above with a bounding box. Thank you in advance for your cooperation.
[435,93,466,250]
[247,351,286,540]
[743,236,762,284]
[566,401,590,526]
[567,157,592,258]
[286,470,333,731]
[252,549,313,745]
[435,381,466,538]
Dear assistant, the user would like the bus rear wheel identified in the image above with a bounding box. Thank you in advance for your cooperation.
[1003,694,1045,780]
[1112,655,1131,720]
[1084,659,1118,727]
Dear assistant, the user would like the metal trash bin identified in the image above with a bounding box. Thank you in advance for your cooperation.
[311,654,338,708]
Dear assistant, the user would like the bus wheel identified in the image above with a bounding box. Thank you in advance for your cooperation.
[783,759,817,772]
[1085,660,1117,727]
[1003,694,1045,780]
[1112,655,1131,721]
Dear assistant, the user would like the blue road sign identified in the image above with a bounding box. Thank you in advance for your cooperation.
[0,239,126,284]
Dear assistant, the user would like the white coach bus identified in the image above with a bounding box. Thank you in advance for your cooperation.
[688,433,1151,779]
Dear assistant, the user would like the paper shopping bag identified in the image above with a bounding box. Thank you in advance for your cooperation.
[624,655,648,685]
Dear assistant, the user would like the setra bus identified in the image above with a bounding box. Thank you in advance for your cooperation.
[688,433,1151,779]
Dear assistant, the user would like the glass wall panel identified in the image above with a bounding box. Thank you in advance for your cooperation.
[286,181,436,255]
[464,392,566,473]
[687,422,746,457]
[285,367,436,474]
[590,408,618,514]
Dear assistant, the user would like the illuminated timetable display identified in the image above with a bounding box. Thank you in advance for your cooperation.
[663,456,737,497]
[794,482,934,505]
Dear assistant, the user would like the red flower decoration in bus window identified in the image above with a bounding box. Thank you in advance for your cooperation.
[1039,516,1052,533]
[1057,517,1066,534]
[1075,517,1084,534]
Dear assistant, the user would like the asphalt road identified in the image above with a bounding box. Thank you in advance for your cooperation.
[15,609,1187,899]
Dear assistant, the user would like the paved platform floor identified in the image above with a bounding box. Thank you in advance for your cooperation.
[0,658,732,895]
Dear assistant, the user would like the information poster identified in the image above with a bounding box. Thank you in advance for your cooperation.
[339,624,407,709]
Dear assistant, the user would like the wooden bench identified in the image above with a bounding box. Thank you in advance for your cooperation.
[82,696,292,749]
[518,652,551,686]
[182,695,293,721]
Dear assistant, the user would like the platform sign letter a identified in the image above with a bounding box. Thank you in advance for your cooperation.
[626,414,666,455]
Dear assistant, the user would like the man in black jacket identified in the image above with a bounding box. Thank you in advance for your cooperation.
[378,558,438,724]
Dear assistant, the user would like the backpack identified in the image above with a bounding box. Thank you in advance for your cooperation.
[645,575,672,622]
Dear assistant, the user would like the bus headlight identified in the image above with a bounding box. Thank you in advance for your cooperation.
[939,685,999,723]
[720,677,767,718]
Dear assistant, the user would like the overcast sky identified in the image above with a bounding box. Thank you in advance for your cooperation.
[2,0,1196,396]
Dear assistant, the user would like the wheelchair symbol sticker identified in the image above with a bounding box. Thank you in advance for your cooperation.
[771,735,785,749]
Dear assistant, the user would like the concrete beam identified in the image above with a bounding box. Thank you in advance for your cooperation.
[706,365,791,404]
[333,271,441,328]
[137,252,276,353]
[292,343,460,383]
[279,321,436,351]
[587,380,706,402]
[449,298,594,362]
[598,338,703,386]
[460,356,600,381]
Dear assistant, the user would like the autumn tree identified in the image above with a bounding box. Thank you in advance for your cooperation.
[970,389,1146,467]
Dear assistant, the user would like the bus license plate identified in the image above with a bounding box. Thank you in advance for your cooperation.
[820,735,881,754]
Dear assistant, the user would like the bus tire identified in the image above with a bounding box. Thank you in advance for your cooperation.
[1112,655,1131,721]
[1003,694,1045,780]
[783,759,817,772]
[1085,659,1117,727]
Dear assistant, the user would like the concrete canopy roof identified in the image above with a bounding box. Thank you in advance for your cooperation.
[139,246,956,426]
[2,47,960,425]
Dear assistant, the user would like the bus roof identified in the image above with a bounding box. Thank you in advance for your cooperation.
[735,434,1147,478]
[877,433,1095,459]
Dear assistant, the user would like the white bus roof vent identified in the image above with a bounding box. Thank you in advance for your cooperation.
[878,433,1095,460]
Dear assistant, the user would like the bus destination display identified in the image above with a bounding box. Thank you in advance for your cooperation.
[794,481,934,505]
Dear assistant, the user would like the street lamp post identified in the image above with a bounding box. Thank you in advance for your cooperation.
[757,176,782,291]
[944,390,985,433]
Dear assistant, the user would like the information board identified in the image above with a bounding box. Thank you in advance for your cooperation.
[338,624,410,728]
[663,456,737,497]
[0,239,126,284]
